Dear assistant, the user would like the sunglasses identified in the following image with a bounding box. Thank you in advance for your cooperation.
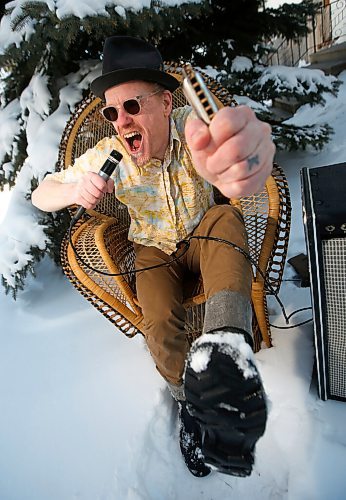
[99,88,162,123]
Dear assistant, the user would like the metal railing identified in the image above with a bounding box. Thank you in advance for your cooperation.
[264,0,345,67]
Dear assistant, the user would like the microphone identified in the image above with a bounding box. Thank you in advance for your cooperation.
[71,149,123,225]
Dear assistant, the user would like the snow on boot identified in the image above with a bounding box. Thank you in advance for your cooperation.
[184,330,267,477]
[178,401,211,478]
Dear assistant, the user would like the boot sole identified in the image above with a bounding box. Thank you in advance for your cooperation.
[185,343,267,477]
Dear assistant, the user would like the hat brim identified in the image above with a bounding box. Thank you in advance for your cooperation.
[90,68,180,98]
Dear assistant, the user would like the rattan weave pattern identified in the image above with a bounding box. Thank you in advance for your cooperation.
[102,221,137,292]
[61,220,141,338]
[184,303,265,352]
[239,189,269,265]
[58,63,291,350]
[74,220,129,302]
[265,163,291,293]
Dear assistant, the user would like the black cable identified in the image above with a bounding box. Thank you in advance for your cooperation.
[68,219,312,330]
[287,306,312,320]
[269,306,312,330]
[68,222,191,277]
[181,234,289,323]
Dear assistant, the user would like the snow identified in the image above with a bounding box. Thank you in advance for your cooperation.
[265,0,302,7]
[190,331,256,379]
[189,344,212,373]
[231,56,253,73]
[0,0,201,53]
[0,99,22,167]
[20,74,51,118]
[256,65,338,95]
[1,57,346,500]
[0,60,101,288]
[284,73,346,132]
[0,186,11,223]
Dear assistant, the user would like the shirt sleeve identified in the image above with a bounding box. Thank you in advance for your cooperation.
[45,136,122,183]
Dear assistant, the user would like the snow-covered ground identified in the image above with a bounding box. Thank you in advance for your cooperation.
[1,72,346,500]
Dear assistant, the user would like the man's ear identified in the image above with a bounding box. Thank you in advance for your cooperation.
[162,90,173,117]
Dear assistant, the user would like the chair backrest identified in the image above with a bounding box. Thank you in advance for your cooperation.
[58,62,291,295]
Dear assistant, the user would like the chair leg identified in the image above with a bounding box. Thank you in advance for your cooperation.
[251,282,272,349]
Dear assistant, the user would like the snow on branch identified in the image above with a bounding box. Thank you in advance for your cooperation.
[0,99,22,169]
[0,60,101,296]
[254,65,339,102]
[0,0,202,53]
[226,56,340,103]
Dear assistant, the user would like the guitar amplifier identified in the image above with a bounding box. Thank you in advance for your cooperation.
[301,162,346,401]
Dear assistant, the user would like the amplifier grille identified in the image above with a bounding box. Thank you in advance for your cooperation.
[322,238,346,398]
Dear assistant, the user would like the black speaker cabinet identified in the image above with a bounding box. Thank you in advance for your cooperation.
[301,162,346,401]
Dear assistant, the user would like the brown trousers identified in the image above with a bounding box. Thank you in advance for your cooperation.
[134,204,252,386]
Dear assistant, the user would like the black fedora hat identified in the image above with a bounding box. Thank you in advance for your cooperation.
[90,36,180,99]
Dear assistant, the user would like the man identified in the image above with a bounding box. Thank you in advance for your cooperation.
[32,36,274,478]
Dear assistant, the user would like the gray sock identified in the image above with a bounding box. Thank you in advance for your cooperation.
[203,289,253,344]
[167,382,186,401]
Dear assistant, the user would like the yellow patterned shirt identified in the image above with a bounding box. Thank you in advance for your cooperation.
[47,106,214,254]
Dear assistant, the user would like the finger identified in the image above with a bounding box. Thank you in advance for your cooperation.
[203,120,267,177]
[215,148,274,199]
[106,178,115,194]
[185,118,213,152]
[78,198,97,210]
[88,172,108,191]
[185,106,261,182]
[186,106,254,154]
[81,172,107,198]
[208,105,255,147]
[213,136,275,184]
[185,119,216,183]
[83,182,103,199]
[79,190,101,207]
[78,183,104,206]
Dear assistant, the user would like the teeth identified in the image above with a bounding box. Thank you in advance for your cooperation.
[124,131,140,138]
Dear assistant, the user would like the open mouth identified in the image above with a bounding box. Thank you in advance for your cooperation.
[124,131,143,154]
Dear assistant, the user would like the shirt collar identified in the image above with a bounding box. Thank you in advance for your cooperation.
[163,116,182,165]
[170,115,182,152]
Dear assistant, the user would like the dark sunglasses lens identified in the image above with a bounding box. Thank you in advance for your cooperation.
[103,107,118,122]
[124,99,140,115]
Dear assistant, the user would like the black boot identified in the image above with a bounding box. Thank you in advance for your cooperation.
[184,330,267,477]
[178,401,211,478]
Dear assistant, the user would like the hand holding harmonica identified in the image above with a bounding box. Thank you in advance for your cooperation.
[182,64,275,199]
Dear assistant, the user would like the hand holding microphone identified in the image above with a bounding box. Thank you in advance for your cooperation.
[71,150,123,224]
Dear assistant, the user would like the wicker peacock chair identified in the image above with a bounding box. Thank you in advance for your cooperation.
[58,62,291,353]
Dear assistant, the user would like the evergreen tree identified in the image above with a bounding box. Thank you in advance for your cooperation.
[219,55,338,151]
[0,0,340,297]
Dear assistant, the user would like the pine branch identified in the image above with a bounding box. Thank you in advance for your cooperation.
[10,1,50,31]
[272,122,333,151]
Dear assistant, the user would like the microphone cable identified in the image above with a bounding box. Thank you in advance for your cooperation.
[68,219,312,330]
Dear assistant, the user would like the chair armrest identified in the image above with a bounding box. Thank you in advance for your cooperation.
[63,214,144,335]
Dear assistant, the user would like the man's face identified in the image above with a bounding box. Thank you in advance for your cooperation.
[104,81,172,166]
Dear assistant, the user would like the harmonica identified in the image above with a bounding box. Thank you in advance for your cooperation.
[182,64,220,125]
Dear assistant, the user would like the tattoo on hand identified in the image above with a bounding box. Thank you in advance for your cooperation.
[247,154,260,171]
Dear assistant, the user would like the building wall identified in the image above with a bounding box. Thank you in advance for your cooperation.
[265,0,345,67]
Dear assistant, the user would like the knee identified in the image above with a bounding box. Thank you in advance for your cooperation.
[209,204,244,224]
[200,204,246,238]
